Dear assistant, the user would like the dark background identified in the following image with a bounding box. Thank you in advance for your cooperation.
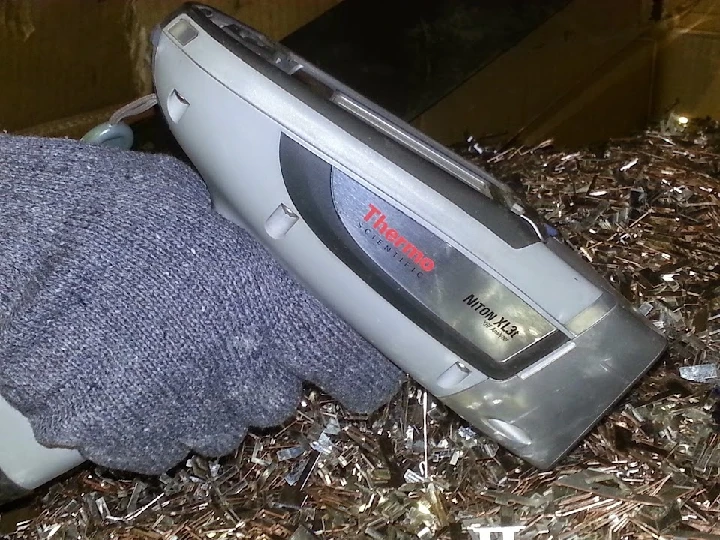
[281,0,572,122]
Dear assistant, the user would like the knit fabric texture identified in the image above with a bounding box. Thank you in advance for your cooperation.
[0,134,403,475]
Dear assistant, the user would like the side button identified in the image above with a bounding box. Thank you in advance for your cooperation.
[265,203,299,239]
[166,90,189,123]
[437,362,471,389]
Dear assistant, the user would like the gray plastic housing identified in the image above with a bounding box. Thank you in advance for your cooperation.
[148,3,666,469]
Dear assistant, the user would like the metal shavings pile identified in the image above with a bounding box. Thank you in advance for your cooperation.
[4,118,720,539]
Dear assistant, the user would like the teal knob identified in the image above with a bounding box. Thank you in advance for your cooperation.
[81,122,134,150]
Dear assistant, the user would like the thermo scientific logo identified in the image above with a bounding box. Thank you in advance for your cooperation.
[362,203,435,276]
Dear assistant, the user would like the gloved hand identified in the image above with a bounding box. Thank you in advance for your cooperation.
[0,134,403,475]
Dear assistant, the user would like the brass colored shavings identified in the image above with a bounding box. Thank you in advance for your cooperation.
[3,117,720,539]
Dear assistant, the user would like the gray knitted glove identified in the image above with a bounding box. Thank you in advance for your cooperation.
[0,134,403,475]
